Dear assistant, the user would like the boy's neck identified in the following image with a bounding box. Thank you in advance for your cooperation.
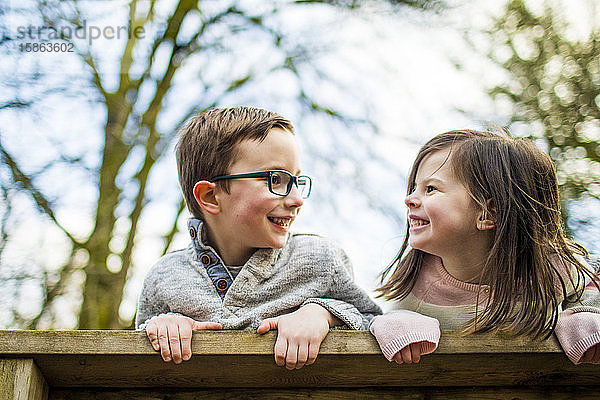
[204,224,254,266]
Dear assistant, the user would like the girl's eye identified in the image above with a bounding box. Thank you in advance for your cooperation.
[426,185,437,193]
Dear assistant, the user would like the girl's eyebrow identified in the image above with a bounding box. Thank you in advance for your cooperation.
[416,176,444,185]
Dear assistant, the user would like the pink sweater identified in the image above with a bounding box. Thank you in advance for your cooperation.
[370,254,600,364]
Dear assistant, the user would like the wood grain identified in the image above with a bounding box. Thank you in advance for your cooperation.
[47,387,600,400]
[0,358,48,400]
[0,330,595,391]
[0,330,562,356]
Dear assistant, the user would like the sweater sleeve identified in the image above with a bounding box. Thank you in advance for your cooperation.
[135,264,173,330]
[302,241,382,330]
[369,310,441,361]
[555,255,600,364]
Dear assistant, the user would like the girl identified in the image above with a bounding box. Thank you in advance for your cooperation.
[370,129,600,365]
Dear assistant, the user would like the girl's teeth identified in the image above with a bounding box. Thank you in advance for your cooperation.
[410,219,429,227]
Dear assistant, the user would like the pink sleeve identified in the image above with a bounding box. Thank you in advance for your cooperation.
[555,310,600,364]
[369,310,440,361]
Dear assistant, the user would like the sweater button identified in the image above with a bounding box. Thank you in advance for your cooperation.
[189,227,197,239]
[215,279,229,291]
[200,254,211,266]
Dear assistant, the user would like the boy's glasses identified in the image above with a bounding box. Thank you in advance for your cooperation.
[210,170,312,198]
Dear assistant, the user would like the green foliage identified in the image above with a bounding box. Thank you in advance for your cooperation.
[489,0,600,200]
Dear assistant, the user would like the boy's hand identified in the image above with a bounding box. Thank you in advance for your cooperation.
[257,303,339,370]
[145,314,222,364]
[392,342,426,364]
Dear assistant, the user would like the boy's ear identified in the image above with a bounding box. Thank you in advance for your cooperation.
[476,200,496,231]
[193,181,220,215]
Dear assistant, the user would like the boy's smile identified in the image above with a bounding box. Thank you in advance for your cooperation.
[207,127,304,265]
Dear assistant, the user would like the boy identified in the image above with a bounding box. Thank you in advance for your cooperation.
[136,107,381,370]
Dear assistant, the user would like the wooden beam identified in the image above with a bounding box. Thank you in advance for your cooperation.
[0,330,596,389]
[47,387,600,400]
[0,329,563,355]
[0,358,48,400]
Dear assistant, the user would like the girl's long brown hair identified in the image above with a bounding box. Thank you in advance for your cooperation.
[378,129,595,339]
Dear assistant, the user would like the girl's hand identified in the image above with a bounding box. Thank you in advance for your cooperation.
[369,310,440,362]
[392,342,425,364]
[581,344,600,364]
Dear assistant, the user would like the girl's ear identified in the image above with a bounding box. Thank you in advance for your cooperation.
[477,200,496,231]
[193,181,220,215]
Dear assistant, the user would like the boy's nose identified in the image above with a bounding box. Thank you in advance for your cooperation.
[405,193,420,208]
[284,184,304,208]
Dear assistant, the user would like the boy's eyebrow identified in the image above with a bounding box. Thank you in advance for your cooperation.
[261,165,302,175]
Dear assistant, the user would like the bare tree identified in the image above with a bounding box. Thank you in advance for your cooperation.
[0,0,444,329]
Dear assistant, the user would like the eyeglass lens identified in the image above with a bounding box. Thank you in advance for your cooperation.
[269,172,310,198]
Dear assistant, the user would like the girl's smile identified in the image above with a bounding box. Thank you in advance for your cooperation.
[405,148,491,282]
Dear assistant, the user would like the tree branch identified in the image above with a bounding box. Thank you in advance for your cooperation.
[0,137,81,245]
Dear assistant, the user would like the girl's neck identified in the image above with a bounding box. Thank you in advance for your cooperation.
[441,255,485,283]
[440,230,495,283]
[440,243,491,283]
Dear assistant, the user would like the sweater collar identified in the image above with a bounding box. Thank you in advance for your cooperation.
[187,218,283,281]
[429,254,490,294]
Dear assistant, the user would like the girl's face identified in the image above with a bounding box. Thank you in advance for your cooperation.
[405,149,482,259]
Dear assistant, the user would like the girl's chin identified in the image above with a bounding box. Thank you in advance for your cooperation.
[408,240,428,253]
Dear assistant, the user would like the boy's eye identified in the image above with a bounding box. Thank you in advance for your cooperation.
[270,173,283,186]
[426,185,437,193]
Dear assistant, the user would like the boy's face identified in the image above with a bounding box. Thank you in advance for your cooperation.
[211,128,304,263]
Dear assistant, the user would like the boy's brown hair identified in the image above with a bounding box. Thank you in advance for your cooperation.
[176,107,294,218]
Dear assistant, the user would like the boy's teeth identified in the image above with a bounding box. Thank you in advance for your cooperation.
[269,217,290,226]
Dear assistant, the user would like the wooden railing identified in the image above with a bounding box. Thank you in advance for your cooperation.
[1,329,599,399]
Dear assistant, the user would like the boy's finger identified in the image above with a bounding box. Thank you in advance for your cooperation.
[306,341,320,365]
[145,322,160,351]
[180,324,193,362]
[168,324,183,364]
[410,343,421,363]
[192,321,223,331]
[257,318,279,334]
[295,343,309,369]
[285,343,299,370]
[273,334,287,367]
[157,324,171,362]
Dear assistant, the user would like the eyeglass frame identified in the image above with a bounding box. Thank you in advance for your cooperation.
[209,170,312,198]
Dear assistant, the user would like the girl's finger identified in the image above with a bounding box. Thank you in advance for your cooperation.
[410,343,421,363]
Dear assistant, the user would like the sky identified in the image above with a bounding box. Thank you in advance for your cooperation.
[1,0,599,327]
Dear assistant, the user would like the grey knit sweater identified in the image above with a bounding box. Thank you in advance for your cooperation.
[136,224,382,330]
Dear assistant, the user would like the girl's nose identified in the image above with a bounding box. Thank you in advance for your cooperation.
[405,192,420,208]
